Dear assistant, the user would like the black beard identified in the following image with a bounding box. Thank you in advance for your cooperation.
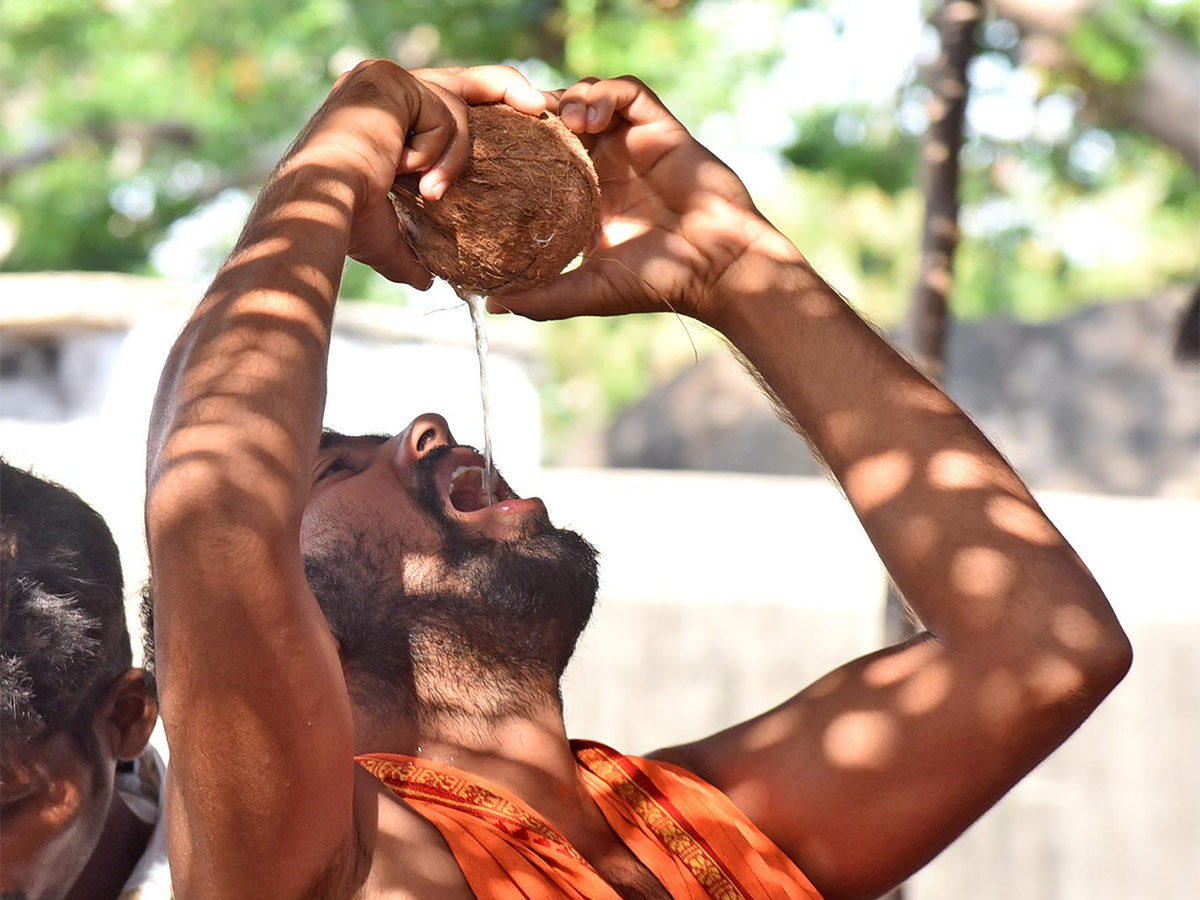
[302,447,599,726]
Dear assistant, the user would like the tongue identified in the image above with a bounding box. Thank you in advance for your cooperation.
[449,467,491,512]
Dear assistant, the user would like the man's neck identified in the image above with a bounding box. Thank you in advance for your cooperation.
[65,790,154,900]
[356,694,611,851]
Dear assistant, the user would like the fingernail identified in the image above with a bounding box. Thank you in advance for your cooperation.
[421,174,446,201]
[486,298,513,314]
[586,106,601,128]
[560,101,582,124]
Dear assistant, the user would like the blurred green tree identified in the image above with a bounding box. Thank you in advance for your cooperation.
[1,0,1195,453]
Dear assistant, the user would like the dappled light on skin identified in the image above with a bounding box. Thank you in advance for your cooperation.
[844,448,913,515]
[229,286,335,323]
[947,546,1014,631]
[892,379,957,414]
[985,494,1063,547]
[39,773,86,834]
[1027,655,1087,706]
[227,234,295,265]
[734,249,808,301]
[894,514,937,563]
[823,408,869,448]
[1051,605,1108,653]
[400,550,455,596]
[600,218,652,247]
[804,668,849,701]
[977,669,1023,737]
[927,447,995,490]
[862,643,928,688]
[822,710,899,771]
[741,710,803,754]
[896,660,954,716]
[949,546,1016,600]
[157,417,302,523]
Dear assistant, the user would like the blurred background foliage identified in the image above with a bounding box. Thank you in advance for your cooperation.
[2,0,1197,456]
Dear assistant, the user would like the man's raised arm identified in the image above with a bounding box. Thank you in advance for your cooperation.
[498,77,1133,900]
[144,62,544,898]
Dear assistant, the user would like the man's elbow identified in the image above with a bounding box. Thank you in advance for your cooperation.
[1088,624,1133,697]
[1023,584,1133,715]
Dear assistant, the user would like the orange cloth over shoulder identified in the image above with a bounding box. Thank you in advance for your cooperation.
[356,740,824,900]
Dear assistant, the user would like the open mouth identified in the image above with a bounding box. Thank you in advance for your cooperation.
[446,454,518,513]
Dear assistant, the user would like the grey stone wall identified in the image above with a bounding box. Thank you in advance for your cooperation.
[607,288,1200,498]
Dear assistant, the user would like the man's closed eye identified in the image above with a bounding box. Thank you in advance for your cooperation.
[317,455,356,481]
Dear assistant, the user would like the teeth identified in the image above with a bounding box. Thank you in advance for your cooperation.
[448,465,483,493]
[448,465,500,499]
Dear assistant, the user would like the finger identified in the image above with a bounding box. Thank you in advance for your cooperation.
[408,80,470,199]
[348,194,434,288]
[556,78,600,133]
[559,76,676,134]
[414,65,546,115]
[396,80,457,179]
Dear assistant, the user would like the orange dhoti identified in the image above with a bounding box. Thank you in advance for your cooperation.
[357,740,824,900]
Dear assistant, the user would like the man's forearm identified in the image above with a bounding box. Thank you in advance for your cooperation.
[714,256,1130,674]
[147,154,358,534]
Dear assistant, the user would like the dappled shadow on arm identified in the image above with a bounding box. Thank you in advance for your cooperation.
[144,158,385,898]
[662,355,1133,900]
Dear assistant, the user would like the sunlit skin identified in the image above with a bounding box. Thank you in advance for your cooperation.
[1,733,101,899]
[0,673,158,900]
[146,62,1132,900]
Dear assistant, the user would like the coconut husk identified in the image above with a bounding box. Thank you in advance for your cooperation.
[390,104,600,296]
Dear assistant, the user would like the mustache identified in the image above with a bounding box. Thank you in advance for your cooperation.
[413,444,462,525]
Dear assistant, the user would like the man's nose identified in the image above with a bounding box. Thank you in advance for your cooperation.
[395,413,454,464]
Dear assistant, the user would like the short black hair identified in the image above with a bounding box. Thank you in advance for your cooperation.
[1,460,131,744]
[138,580,157,703]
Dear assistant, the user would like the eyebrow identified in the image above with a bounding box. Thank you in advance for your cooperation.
[319,430,391,451]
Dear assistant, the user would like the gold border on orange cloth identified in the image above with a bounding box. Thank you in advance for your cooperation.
[574,742,753,900]
[357,755,585,862]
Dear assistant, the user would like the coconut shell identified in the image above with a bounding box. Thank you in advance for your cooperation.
[390,104,600,295]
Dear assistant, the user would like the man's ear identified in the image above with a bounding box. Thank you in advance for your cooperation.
[99,669,159,761]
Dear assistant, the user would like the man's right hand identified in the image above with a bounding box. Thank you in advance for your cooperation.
[282,61,548,286]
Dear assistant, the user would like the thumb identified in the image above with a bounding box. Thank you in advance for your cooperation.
[488,260,619,321]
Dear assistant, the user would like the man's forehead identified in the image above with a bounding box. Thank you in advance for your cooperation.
[318,430,391,452]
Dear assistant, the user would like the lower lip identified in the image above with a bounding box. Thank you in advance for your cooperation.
[455,495,546,519]
[489,496,545,515]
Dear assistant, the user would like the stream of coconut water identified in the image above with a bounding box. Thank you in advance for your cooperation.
[463,291,495,506]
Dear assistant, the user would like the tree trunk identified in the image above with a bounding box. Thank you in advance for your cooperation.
[991,0,1200,172]
[882,1,983,897]
[904,0,982,383]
